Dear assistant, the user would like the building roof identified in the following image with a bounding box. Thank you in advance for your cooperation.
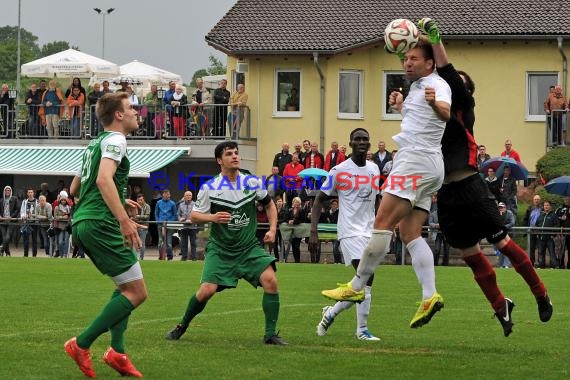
[206,0,570,55]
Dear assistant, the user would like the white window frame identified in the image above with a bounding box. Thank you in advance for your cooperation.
[526,71,559,122]
[338,70,363,119]
[382,71,408,121]
[273,69,301,118]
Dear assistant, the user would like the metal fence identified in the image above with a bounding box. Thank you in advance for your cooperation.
[7,103,251,140]
[546,109,568,147]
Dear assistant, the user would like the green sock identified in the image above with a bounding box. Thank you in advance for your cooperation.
[262,293,280,338]
[181,294,207,327]
[109,289,129,353]
[76,290,134,349]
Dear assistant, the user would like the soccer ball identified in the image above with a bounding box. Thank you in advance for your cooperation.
[384,18,419,54]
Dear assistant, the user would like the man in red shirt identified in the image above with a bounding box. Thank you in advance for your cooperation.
[500,139,522,163]
[282,152,305,207]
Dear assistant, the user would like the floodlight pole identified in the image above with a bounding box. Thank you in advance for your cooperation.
[93,8,115,59]
[16,0,21,97]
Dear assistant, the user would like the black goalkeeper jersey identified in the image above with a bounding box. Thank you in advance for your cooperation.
[438,63,478,175]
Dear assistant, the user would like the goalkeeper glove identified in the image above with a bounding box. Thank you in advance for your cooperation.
[417,17,441,44]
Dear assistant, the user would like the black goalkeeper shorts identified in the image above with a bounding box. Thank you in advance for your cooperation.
[438,174,507,249]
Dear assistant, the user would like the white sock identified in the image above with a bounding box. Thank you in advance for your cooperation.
[330,300,353,318]
[350,230,392,290]
[356,286,372,333]
[407,237,437,299]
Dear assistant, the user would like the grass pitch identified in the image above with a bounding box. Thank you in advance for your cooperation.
[0,258,568,379]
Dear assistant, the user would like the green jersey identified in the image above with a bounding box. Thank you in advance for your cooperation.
[194,171,267,253]
[73,131,129,223]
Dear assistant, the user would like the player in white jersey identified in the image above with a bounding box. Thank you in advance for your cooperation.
[323,37,452,329]
[309,128,381,341]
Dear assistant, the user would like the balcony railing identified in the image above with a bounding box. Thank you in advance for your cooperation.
[0,103,253,141]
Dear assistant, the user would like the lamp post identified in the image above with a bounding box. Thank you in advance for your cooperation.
[93,7,115,59]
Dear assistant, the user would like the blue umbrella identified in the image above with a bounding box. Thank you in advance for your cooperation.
[480,156,528,180]
[298,168,329,180]
[545,176,570,196]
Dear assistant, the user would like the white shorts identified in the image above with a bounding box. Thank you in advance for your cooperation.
[339,235,370,266]
[112,261,143,286]
[382,148,444,212]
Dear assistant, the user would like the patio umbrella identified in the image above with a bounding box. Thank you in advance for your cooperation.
[480,156,528,180]
[112,76,143,85]
[298,168,329,180]
[21,49,119,78]
[544,176,570,196]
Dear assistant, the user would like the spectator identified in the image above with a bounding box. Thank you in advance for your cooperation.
[339,144,347,157]
[536,200,558,269]
[498,165,518,216]
[496,202,515,268]
[544,85,569,146]
[500,139,522,163]
[256,201,270,247]
[366,151,373,162]
[428,193,450,266]
[25,83,42,136]
[36,182,56,204]
[522,194,542,266]
[101,80,112,94]
[131,193,150,260]
[282,152,304,208]
[149,188,162,246]
[555,196,570,268]
[20,188,39,257]
[163,81,177,131]
[192,78,212,138]
[177,191,197,261]
[272,143,292,176]
[67,87,85,137]
[171,85,188,138]
[0,83,15,134]
[143,84,160,137]
[328,198,342,264]
[213,79,230,138]
[116,81,129,93]
[155,189,177,260]
[229,83,248,139]
[285,196,307,263]
[476,144,491,171]
[299,139,311,164]
[303,141,324,169]
[53,193,72,258]
[35,194,53,256]
[126,86,139,105]
[485,168,501,202]
[39,79,47,95]
[323,141,346,171]
[0,186,19,256]
[64,77,86,98]
[265,166,284,201]
[372,140,393,176]
[270,197,286,261]
[381,150,398,177]
[87,83,105,137]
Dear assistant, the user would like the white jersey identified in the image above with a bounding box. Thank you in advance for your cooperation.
[393,72,452,152]
[320,159,379,239]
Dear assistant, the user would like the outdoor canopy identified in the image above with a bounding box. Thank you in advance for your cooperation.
[21,49,120,78]
[119,60,183,85]
[0,146,188,178]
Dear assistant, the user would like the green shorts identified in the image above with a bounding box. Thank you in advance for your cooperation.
[73,219,138,278]
[201,243,277,289]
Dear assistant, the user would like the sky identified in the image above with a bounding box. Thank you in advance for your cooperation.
[0,0,237,84]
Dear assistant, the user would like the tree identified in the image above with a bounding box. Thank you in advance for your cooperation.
[190,54,227,85]
[0,26,41,57]
[0,40,37,82]
[40,41,74,58]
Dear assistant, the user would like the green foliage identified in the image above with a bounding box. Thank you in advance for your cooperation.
[0,40,36,81]
[190,54,227,84]
[0,26,41,56]
[0,259,569,379]
[535,147,570,182]
[40,41,72,57]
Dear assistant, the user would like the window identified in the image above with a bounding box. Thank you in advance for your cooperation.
[526,72,559,121]
[383,71,411,120]
[338,70,363,119]
[273,70,301,117]
[232,71,245,91]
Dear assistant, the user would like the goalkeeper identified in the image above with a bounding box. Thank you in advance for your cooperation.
[417,18,552,337]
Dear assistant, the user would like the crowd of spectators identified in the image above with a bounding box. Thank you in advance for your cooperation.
[0,77,248,140]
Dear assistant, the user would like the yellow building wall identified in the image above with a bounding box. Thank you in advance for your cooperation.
[227,39,570,175]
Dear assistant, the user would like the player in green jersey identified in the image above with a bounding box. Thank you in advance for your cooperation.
[64,92,147,378]
[165,141,288,345]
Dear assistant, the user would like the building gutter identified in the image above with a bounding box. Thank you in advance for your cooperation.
[313,52,326,150]
[558,37,568,98]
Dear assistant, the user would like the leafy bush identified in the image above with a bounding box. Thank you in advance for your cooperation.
[535,146,570,182]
